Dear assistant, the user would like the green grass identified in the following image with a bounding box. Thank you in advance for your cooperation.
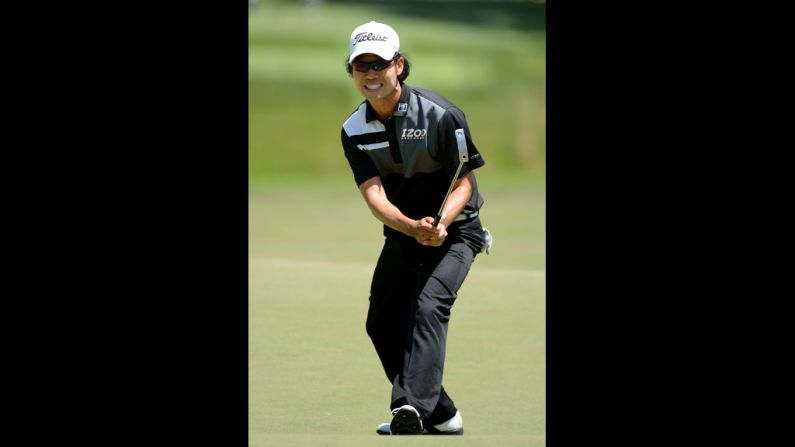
[249,171,544,270]
[249,173,545,447]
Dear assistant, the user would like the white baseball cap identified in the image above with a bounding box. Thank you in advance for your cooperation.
[348,21,400,64]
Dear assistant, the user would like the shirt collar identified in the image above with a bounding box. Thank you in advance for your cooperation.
[392,83,411,117]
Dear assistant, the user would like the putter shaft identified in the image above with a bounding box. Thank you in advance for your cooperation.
[432,160,465,227]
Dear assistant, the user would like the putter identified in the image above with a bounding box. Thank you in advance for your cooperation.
[432,128,469,227]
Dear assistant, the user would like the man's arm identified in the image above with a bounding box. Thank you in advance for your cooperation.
[358,175,423,237]
[358,176,439,246]
[435,171,474,229]
[358,173,474,247]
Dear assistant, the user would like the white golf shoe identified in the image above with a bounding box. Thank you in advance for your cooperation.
[376,408,463,435]
[425,410,464,435]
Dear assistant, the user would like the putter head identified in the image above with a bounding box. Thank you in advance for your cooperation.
[454,129,469,163]
[481,227,492,254]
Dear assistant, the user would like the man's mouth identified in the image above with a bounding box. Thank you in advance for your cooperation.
[363,83,383,91]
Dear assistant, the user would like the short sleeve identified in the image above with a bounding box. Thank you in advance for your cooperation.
[342,128,380,187]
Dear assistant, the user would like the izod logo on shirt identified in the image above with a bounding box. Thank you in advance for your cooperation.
[401,128,427,139]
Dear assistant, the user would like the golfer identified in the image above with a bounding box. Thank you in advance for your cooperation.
[340,21,490,435]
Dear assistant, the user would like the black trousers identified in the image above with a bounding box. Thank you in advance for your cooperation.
[366,228,480,426]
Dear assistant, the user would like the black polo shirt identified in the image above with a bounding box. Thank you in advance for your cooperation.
[341,83,486,241]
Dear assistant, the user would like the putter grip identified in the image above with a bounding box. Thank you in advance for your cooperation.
[432,214,441,227]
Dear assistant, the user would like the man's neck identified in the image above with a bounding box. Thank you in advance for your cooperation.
[369,83,402,122]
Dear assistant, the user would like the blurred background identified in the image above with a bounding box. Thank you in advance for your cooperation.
[249,1,545,446]
[249,0,545,183]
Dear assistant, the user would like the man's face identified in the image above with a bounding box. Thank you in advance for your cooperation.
[351,53,404,101]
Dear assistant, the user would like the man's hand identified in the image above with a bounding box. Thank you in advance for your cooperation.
[412,216,447,247]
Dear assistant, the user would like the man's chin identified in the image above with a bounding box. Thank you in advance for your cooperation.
[363,89,386,100]
[362,86,384,97]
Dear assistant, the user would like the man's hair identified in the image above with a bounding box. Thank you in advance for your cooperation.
[345,52,411,83]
